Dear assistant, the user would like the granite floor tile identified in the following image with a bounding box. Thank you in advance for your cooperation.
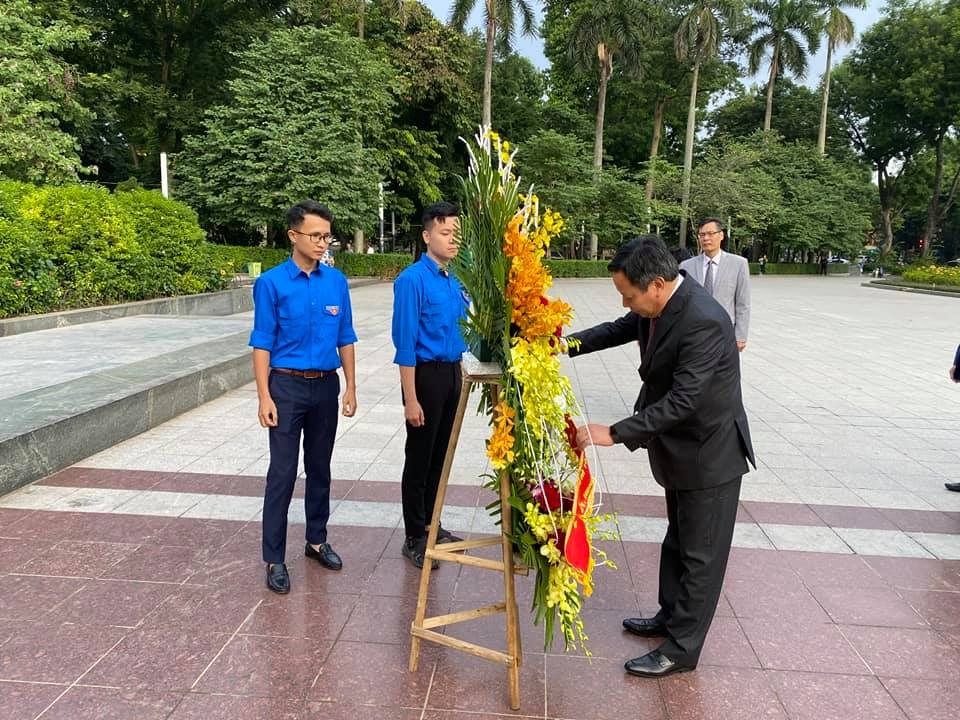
[881,677,960,720]
[863,556,960,591]
[0,575,87,621]
[697,616,762,669]
[101,543,203,584]
[41,467,168,491]
[724,579,831,625]
[309,702,424,720]
[881,508,960,534]
[147,517,245,549]
[194,634,330,696]
[909,531,960,560]
[0,537,47,573]
[897,588,960,630]
[52,512,174,544]
[339,592,430,645]
[739,618,871,675]
[81,626,230,691]
[0,507,31,529]
[426,650,546,717]
[839,625,960,680]
[724,548,799,584]
[767,672,907,720]
[811,505,900,531]
[167,693,306,719]
[807,585,927,628]
[54,578,178,627]
[572,608,657,662]
[742,502,823,526]
[141,585,261,634]
[39,687,183,720]
[240,591,356,640]
[17,539,137,578]
[0,680,67,720]
[0,622,125,683]
[659,666,788,720]
[360,556,460,599]
[783,552,886,588]
[308,641,435,707]
[760,524,850,553]
[545,654,665,719]
[833,528,933,559]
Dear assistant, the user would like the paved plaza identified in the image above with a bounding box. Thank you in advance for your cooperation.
[0,275,958,719]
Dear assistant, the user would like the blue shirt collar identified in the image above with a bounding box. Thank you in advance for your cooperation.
[283,256,321,279]
[419,253,448,277]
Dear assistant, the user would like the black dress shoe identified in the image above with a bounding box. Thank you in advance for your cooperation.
[305,543,342,571]
[625,649,694,678]
[266,563,290,594]
[436,526,463,543]
[945,482,960,492]
[622,617,667,637]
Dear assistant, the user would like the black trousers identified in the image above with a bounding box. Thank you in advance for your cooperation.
[654,476,742,667]
[262,370,339,564]
[401,361,461,539]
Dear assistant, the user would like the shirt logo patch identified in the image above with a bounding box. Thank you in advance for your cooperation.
[324,305,340,316]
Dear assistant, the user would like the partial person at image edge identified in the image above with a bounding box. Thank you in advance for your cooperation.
[947,343,960,493]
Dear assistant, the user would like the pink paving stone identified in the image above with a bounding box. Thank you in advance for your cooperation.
[241,591,356,640]
[101,542,205,584]
[40,466,169,490]
[740,618,871,675]
[308,703,423,720]
[54,578,178,627]
[339,593,436,646]
[80,627,231,691]
[362,556,460,599]
[697,615,762,669]
[724,578,832,625]
[0,536,48,573]
[659,666,789,720]
[881,677,960,720]
[307,641,436,707]
[575,608,658,661]
[880,508,960,535]
[545,654,665,720]
[783,551,886,588]
[0,680,66,720]
[742,501,824,526]
[146,516,245,549]
[863,556,960,591]
[810,505,900,531]
[807,585,928,628]
[141,584,262,633]
[169,693,306,719]
[605,493,668,517]
[39,687,183,720]
[839,625,960,680]
[768,671,908,720]
[898,588,960,629]
[724,547,799,584]
[0,507,33,529]
[18,539,138,578]
[426,649,546,717]
[194,634,331,697]
[0,622,125,684]
[0,575,87,621]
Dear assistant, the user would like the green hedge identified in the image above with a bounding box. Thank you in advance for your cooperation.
[545,260,609,277]
[902,264,960,287]
[0,181,233,318]
[336,252,413,279]
[204,245,291,274]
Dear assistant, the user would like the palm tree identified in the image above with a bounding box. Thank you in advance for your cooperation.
[745,0,822,132]
[675,1,733,247]
[816,0,863,154]
[451,0,537,128]
[568,0,647,259]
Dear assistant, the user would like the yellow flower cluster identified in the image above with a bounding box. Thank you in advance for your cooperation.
[486,400,516,470]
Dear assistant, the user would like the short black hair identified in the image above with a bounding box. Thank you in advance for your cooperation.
[610,235,678,289]
[286,200,333,230]
[422,201,459,230]
[697,216,726,234]
[669,245,693,263]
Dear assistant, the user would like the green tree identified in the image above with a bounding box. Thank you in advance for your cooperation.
[816,0,864,155]
[450,0,537,127]
[0,0,92,183]
[567,0,647,258]
[675,0,740,246]
[176,26,395,237]
[744,0,822,133]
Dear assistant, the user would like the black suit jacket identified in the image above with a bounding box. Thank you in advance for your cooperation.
[569,273,755,491]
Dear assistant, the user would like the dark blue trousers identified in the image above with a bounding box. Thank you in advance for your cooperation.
[262,370,340,564]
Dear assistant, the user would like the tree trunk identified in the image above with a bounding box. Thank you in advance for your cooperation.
[817,40,834,155]
[644,96,666,221]
[358,0,366,39]
[679,61,700,249]
[923,132,947,258]
[482,4,496,127]
[589,50,610,261]
[763,47,778,132]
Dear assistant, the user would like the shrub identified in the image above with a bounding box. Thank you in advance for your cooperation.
[336,252,412,279]
[902,264,960,287]
[545,260,609,278]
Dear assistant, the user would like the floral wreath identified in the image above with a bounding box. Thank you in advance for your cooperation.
[453,128,616,652]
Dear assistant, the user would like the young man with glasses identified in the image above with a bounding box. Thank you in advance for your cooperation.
[391,201,467,569]
[679,217,751,352]
[249,200,358,594]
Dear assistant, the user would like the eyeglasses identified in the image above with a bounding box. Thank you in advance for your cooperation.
[697,230,722,239]
[292,230,333,244]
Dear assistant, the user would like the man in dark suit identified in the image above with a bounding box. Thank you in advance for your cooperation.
[568,236,755,678]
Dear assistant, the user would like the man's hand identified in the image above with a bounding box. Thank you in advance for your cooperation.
[737,340,747,352]
[258,397,278,428]
[576,423,614,449]
[341,387,357,417]
[405,399,425,427]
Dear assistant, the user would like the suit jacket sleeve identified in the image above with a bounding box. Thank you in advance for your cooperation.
[567,311,639,357]
[734,258,751,342]
[610,315,724,450]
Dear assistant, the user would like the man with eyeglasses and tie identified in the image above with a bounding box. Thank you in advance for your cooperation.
[249,200,358,594]
[679,217,751,352]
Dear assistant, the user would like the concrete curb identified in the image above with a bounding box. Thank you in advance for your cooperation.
[862,281,960,298]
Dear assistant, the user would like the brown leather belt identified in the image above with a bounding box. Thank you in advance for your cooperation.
[272,368,335,379]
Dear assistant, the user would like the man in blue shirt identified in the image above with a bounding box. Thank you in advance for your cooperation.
[392,202,468,569]
[249,200,358,594]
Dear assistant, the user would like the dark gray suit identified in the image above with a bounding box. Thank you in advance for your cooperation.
[570,272,754,666]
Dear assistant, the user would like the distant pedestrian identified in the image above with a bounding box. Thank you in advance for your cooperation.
[819,255,828,276]
[249,200,358,595]
[758,255,767,275]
